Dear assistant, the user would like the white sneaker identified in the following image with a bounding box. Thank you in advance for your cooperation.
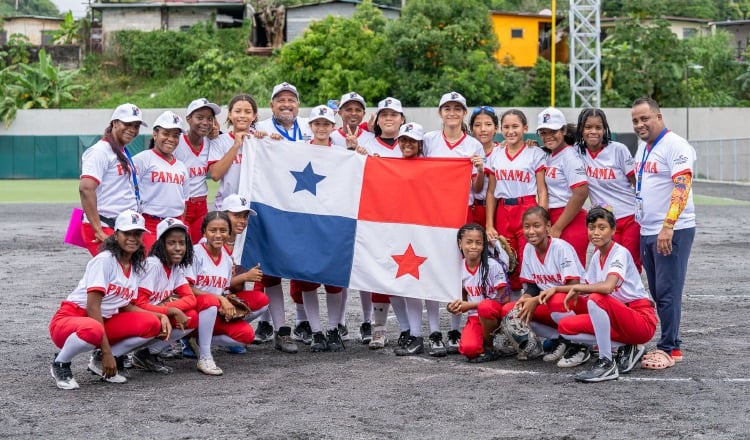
[87,350,127,383]
[557,345,591,368]
[369,328,388,349]
[51,359,79,390]
[197,356,223,376]
[542,338,568,363]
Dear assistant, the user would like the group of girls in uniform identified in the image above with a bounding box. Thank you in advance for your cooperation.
[50,90,657,389]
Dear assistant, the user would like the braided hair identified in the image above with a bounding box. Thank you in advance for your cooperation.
[457,223,491,298]
[103,123,132,176]
[575,108,612,154]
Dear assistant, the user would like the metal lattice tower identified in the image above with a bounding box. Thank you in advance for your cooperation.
[568,0,601,109]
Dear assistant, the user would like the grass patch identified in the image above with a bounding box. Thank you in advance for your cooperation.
[693,194,750,206]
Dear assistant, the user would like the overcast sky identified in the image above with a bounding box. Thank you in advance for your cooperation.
[51,0,88,18]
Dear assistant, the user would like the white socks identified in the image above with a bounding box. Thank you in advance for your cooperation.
[389,296,410,332]
[55,333,95,363]
[198,307,218,359]
[245,305,268,323]
[588,300,613,360]
[212,334,243,348]
[265,284,286,330]
[425,299,440,333]
[360,291,373,322]
[111,336,151,357]
[405,297,423,337]
[326,292,343,331]
[302,290,322,333]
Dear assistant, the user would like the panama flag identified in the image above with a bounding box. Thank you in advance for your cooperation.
[238,138,471,302]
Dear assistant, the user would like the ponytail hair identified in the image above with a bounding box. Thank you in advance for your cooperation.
[457,223,491,298]
[104,123,132,176]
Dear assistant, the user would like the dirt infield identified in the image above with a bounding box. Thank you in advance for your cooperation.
[0,181,748,439]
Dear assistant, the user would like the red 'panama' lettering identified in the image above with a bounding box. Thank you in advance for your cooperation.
[495,169,531,182]
[151,171,185,185]
[545,167,557,178]
[532,273,564,285]
[586,166,616,180]
[465,286,484,299]
[116,164,125,176]
[196,275,228,289]
[189,166,208,178]
[106,283,136,301]
[634,161,658,174]
[233,154,243,165]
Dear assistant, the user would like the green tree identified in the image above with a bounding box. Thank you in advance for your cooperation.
[0,0,59,17]
[275,0,390,105]
[683,31,741,106]
[51,11,81,45]
[382,0,505,106]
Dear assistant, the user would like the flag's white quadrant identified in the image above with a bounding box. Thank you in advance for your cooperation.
[350,221,462,302]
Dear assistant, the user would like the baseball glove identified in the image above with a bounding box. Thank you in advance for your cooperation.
[492,236,518,273]
[501,305,539,357]
[218,293,251,322]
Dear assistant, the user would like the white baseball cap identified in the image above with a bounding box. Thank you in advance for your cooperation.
[536,107,567,130]
[114,210,148,232]
[110,103,148,127]
[376,97,403,115]
[156,217,189,240]
[271,82,299,100]
[398,122,424,141]
[221,194,257,216]
[438,91,468,110]
[309,105,337,124]
[339,92,366,110]
[186,98,221,117]
[152,111,185,132]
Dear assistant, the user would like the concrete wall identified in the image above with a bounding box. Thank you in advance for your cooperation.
[286,3,399,41]
[1,17,61,45]
[2,107,747,142]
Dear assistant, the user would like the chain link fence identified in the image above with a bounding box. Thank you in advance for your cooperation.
[692,138,750,182]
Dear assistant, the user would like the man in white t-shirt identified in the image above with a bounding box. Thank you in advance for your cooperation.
[631,96,696,366]
[255,82,312,142]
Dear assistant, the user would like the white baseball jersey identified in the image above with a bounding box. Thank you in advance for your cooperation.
[132,149,189,218]
[423,130,483,204]
[138,256,190,305]
[520,237,584,290]
[186,243,232,295]
[487,144,546,199]
[256,117,312,142]
[545,146,588,209]
[360,136,403,158]
[80,139,138,221]
[331,127,375,149]
[65,250,139,318]
[580,142,636,219]
[634,131,696,235]
[472,144,498,201]
[175,134,210,198]
[208,132,243,209]
[584,242,649,304]
[462,258,507,316]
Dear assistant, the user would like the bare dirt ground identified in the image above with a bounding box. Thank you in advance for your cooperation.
[0,181,748,439]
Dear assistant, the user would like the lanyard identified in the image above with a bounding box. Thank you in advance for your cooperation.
[123,146,141,209]
[272,118,302,141]
[635,128,669,194]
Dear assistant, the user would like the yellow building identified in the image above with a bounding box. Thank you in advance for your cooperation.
[490,11,568,68]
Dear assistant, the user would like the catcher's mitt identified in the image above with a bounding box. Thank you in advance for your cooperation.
[219,293,251,322]
[492,236,518,273]
[501,305,539,356]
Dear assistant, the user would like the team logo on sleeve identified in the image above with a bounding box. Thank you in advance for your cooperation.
[674,154,689,165]
[560,258,572,269]
[542,113,551,123]
[611,260,624,270]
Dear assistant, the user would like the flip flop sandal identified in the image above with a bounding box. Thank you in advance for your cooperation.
[641,349,675,370]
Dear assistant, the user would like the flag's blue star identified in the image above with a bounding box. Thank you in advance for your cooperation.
[290,162,326,195]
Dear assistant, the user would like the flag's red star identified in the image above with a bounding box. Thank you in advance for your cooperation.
[391,244,427,279]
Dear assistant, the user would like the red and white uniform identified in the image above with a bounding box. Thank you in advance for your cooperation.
[187,243,232,296]
[331,127,375,149]
[65,250,139,318]
[423,130,483,205]
[360,136,403,158]
[557,243,657,345]
[486,144,546,289]
[469,143,499,228]
[80,139,138,221]
[175,134,210,243]
[545,145,589,264]
[133,149,189,218]
[580,142,641,270]
[134,257,199,329]
[459,257,508,359]
[256,117,312,143]
[633,131,696,235]
[208,132,243,209]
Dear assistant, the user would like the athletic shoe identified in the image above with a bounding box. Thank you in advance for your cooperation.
[253,321,274,344]
[131,348,174,374]
[87,350,127,383]
[493,333,517,357]
[468,350,500,363]
[396,330,411,349]
[227,345,247,354]
[197,356,223,376]
[446,329,461,355]
[293,321,313,345]
[542,338,568,363]
[310,332,328,352]
[115,355,131,378]
[557,344,592,368]
[369,329,387,349]
[121,353,133,369]
[360,322,373,344]
[181,338,197,359]
[159,342,183,360]
[327,328,345,352]
[394,336,424,356]
[575,357,619,383]
[51,357,79,390]
[616,344,646,374]
[274,326,299,354]
[338,324,350,341]
[428,331,447,357]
